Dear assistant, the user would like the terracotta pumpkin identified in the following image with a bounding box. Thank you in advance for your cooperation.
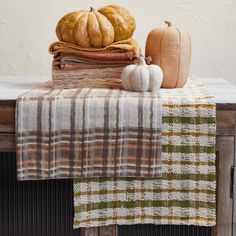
[145,21,191,88]
[121,57,163,92]
[56,5,136,48]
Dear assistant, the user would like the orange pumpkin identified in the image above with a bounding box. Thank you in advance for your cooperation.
[145,21,191,88]
[56,5,136,48]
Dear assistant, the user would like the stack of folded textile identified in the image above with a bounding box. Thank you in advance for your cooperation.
[49,38,140,89]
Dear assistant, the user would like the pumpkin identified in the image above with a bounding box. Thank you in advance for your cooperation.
[56,5,136,48]
[98,4,136,42]
[145,21,191,88]
[121,56,163,92]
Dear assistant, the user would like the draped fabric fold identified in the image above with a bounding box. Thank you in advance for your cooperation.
[73,76,216,228]
[16,84,162,180]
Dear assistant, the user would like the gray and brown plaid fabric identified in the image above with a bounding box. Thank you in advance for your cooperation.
[16,83,162,180]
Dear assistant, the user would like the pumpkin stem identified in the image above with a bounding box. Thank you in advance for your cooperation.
[90,7,95,12]
[139,56,147,66]
[165,20,172,27]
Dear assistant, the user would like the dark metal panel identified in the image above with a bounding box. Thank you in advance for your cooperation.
[0,152,80,236]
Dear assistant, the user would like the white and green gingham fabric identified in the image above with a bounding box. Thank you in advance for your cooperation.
[74,77,216,228]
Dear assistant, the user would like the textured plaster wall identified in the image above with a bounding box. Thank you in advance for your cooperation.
[0,0,236,84]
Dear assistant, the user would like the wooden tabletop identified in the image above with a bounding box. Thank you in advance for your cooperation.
[0,76,236,109]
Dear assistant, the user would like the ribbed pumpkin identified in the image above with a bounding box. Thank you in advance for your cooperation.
[98,4,136,42]
[56,5,136,48]
[145,21,191,88]
[121,57,163,92]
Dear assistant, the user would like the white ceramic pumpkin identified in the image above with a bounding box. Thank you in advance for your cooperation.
[121,56,163,92]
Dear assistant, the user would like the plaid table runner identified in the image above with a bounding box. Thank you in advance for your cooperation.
[73,77,216,228]
[16,84,162,180]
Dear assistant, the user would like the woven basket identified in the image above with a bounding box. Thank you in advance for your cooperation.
[52,67,123,89]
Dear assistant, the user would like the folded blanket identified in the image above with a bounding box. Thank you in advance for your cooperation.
[73,76,216,228]
[50,38,140,71]
[49,38,140,58]
[16,85,162,180]
[52,53,139,70]
[52,62,129,71]
[53,49,139,62]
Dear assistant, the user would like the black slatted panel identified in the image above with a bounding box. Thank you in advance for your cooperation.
[0,152,80,236]
[0,152,212,236]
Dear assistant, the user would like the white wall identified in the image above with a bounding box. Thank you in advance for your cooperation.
[0,0,236,84]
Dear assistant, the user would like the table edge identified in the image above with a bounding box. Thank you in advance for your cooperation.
[1,100,236,110]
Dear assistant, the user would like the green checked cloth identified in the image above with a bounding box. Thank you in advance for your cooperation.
[73,76,216,228]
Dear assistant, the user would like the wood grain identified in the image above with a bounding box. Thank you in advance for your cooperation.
[216,110,236,136]
[80,227,98,236]
[233,135,236,236]
[99,226,118,236]
[0,100,16,106]
[0,104,16,151]
[0,106,15,125]
[0,133,15,152]
[79,226,117,236]
[216,136,234,236]
[0,124,15,133]
[216,103,236,111]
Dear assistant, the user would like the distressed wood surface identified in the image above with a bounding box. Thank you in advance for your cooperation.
[216,110,236,135]
[0,106,15,125]
[0,124,15,133]
[215,136,234,236]
[80,227,98,236]
[0,104,16,151]
[234,135,236,236]
[0,133,15,152]
[99,226,118,236]
[80,226,117,236]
